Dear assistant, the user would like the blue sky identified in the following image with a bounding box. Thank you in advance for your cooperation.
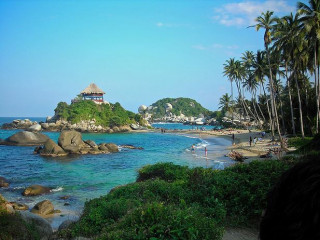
[0,0,301,117]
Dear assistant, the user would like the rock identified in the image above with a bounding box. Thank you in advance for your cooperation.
[84,140,98,149]
[0,194,15,214]
[40,139,67,157]
[121,144,144,150]
[104,143,119,153]
[130,124,140,130]
[28,124,42,131]
[58,130,84,153]
[10,202,29,211]
[58,219,76,231]
[23,185,51,196]
[98,144,109,151]
[112,126,120,132]
[107,128,114,133]
[31,200,54,216]
[0,176,9,187]
[119,125,131,132]
[41,123,49,129]
[1,131,49,146]
[19,211,53,239]
[59,195,70,200]
[64,202,70,206]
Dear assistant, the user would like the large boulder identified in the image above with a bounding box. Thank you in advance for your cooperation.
[19,211,53,239]
[1,131,49,146]
[10,202,29,211]
[22,185,51,196]
[0,194,15,214]
[58,130,84,153]
[40,139,67,157]
[0,176,9,187]
[58,219,76,231]
[84,140,98,149]
[31,200,54,216]
[104,143,119,153]
[28,124,42,131]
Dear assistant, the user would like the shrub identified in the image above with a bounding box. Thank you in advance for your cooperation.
[137,162,189,182]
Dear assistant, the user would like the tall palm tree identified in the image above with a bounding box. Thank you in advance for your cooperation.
[223,58,236,125]
[252,11,282,141]
[272,13,299,135]
[298,0,320,134]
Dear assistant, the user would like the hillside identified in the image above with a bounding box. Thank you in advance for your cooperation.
[145,97,211,119]
[54,100,142,127]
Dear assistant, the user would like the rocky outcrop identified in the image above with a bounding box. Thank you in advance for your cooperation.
[0,176,9,187]
[31,200,55,216]
[0,194,15,214]
[22,185,51,196]
[120,144,144,150]
[58,219,76,231]
[1,118,138,133]
[33,131,119,157]
[0,131,49,146]
[19,211,53,239]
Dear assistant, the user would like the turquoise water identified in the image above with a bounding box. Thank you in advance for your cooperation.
[152,123,222,130]
[0,118,232,229]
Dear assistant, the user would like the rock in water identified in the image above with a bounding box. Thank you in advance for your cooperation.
[22,185,51,196]
[58,130,84,153]
[2,131,49,146]
[40,139,67,157]
[84,140,98,149]
[31,200,54,216]
[19,211,53,239]
[0,176,9,187]
[102,143,119,152]
[28,124,42,131]
[10,202,29,211]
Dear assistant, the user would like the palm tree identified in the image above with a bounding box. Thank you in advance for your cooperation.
[219,93,233,113]
[298,0,320,134]
[252,11,282,142]
[223,58,236,124]
[272,13,299,135]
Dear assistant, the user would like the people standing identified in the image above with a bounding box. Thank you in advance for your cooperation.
[249,136,252,147]
[232,133,235,145]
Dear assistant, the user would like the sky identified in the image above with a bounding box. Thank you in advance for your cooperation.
[0,0,302,117]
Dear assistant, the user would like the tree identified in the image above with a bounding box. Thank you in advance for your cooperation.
[223,58,236,124]
[253,11,282,141]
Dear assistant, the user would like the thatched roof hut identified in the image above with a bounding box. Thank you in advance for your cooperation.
[81,83,105,94]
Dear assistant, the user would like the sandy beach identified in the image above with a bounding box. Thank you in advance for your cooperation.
[158,128,286,162]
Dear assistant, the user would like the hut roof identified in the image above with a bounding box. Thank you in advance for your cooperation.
[81,83,105,94]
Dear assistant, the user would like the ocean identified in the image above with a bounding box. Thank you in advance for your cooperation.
[0,117,233,229]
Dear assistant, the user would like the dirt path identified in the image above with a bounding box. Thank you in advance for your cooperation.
[223,227,259,240]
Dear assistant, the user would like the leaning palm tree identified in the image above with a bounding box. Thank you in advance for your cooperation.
[223,58,236,125]
[298,0,320,134]
[252,11,282,142]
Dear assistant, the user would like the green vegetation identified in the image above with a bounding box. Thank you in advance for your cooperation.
[148,97,212,118]
[54,100,142,127]
[220,0,320,138]
[289,134,320,156]
[60,160,296,240]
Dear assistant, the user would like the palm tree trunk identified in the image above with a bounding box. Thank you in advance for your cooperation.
[285,63,296,135]
[295,71,305,139]
[266,46,281,142]
[315,47,319,134]
[255,92,266,122]
[231,81,234,125]
[252,93,263,129]
[261,82,273,132]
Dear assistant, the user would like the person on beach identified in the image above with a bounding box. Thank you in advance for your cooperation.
[232,133,235,145]
[191,144,195,152]
[260,157,320,240]
[205,147,207,157]
[249,136,252,147]
[253,137,257,145]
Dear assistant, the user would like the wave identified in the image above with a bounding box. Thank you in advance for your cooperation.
[51,186,64,192]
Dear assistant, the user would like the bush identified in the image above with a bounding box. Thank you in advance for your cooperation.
[137,162,189,182]
[63,159,297,239]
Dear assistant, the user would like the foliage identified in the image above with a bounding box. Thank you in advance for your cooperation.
[54,100,140,127]
[148,97,212,118]
[60,159,297,239]
[287,136,313,148]
[290,134,320,154]
[0,212,41,240]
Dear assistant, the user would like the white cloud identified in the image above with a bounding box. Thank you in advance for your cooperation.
[213,0,295,27]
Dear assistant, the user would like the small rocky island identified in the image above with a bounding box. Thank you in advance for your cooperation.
[1,83,150,133]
